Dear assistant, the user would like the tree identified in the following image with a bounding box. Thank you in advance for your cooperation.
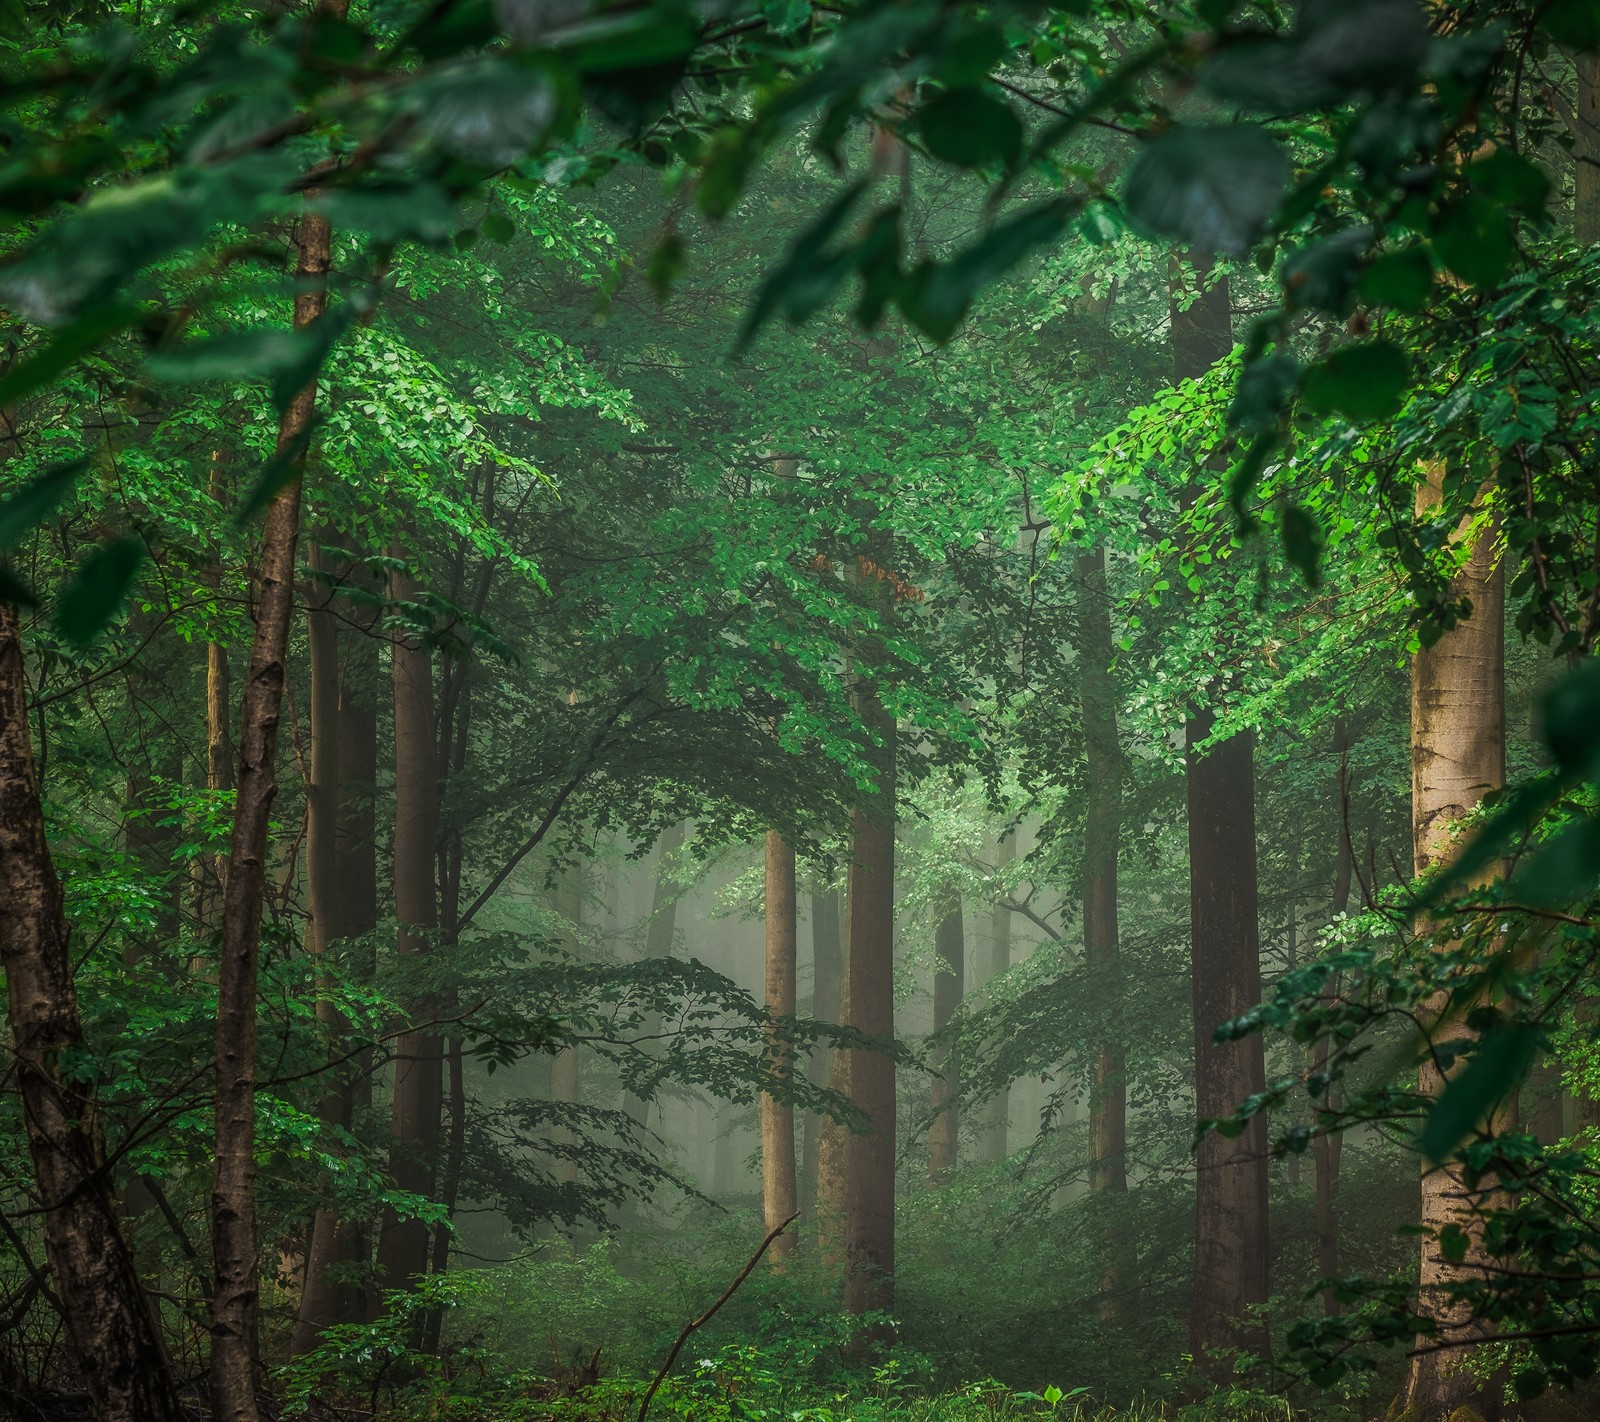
[1170,265,1270,1370]
[761,830,799,1263]
[926,897,963,1183]
[1394,466,1507,1420]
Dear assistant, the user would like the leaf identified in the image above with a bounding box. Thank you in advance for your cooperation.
[1540,0,1600,50]
[1282,228,1371,315]
[741,184,870,344]
[1229,353,1300,433]
[0,565,38,608]
[0,305,139,410]
[1201,0,1429,111]
[0,458,85,549]
[1418,1021,1540,1165]
[1281,504,1325,588]
[1433,196,1514,289]
[761,0,810,37]
[1472,148,1551,217]
[900,200,1074,342]
[1359,247,1434,311]
[915,89,1023,169]
[1123,126,1290,256]
[647,229,685,300]
[56,536,145,646]
[1509,817,1600,910]
[1541,658,1600,780]
[481,211,516,243]
[1302,340,1411,422]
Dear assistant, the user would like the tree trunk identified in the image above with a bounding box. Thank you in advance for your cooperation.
[290,543,369,1356]
[624,822,688,1124]
[803,886,843,1217]
[1314,718,1352,1315]
[1079,547,1127,1326]
[376,560,444,1296]
[187,449,234,943]
[1576,55,1598,247]
[551,869,583,1195]
[1395,466,1506,1421]
[212,200,336,1422]
[0,602,185,1422]
[984,838,1014,1163]
[841,682,896,1321]
[926,898,962,1183]
[1186,715,1271,1368]
[761,831,799,1264]
[1171,261,1271,1372]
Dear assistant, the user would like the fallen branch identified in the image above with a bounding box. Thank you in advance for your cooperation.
[636,1210,800,1422]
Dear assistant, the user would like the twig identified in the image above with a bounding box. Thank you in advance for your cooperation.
[636,1211,800,1422]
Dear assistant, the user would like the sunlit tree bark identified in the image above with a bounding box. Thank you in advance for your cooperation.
[1395,465,1506,1420]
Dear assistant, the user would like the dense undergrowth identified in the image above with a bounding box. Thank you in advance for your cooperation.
[272,1196,1389,1422]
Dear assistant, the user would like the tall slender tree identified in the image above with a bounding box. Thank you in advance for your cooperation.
[0,601,184,1422]
[761,830,799,1263]
[1078,547,1128,1321]
[1395,467,1506,1419]
[926,898,963,1182]
[211,173,341,1422]
[376,559,444,1296]
[1170,261,1271,1369]
[802,886,843,1212]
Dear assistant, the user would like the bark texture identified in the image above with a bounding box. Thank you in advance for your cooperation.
[0,602,184,1422]
[1079,547,1127,1324]
[1314,719,1352,1315]
[983,838,1014,1163]
[761,831,799,1264]
[841,683,896,1320]
[1171,261,1270,1370]
[1395,467,1506,1421]
[803,887,843,1218]
[292,547,376,1354]
[926,899,962,1183]
[377,561,444,1296]
[1186,715,1270,1366]
[212,201,336,1422]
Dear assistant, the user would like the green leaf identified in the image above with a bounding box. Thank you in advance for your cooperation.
[481,211,516,243]
[1281,504,1324,588]
[1359,247,1434,312]
[1418,1021,1540,1165]
[1471,148,1551,216]
[1433,197,1514,289]
[56,536,145,646]
[900,199,1074,343]
[1123,126,1290,256]
[1509,817,1600,910]
[915,89,1023,169]
[1541,658,1600,779]
[1282,228,1370,316]
[647,230,686,300]
[741,184,870,344]
[1512,1369,1549,1403]
[1302,340,1411,422]
[0,305,139,410]
[1540,0,1600,50]
[1229,354,1300,433]
[761,0,810,37]
[0,458,85,550]
[1079,202,1123,247]
[0,565,38,608]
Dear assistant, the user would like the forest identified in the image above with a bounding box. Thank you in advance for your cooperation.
[2,2,1600,1422]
